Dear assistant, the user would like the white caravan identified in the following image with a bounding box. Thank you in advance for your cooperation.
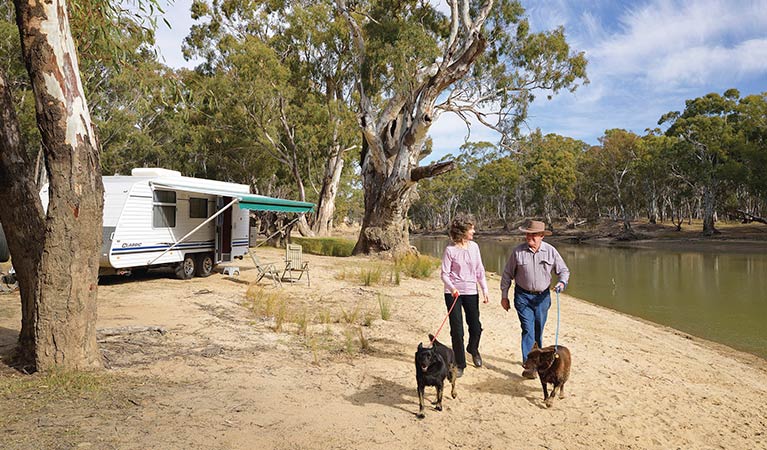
[39,168,314,278]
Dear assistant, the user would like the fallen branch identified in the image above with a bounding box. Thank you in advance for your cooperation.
[97,326,167,338]
[735,209,767,225]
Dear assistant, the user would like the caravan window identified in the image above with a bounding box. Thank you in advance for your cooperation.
[153,190,176,228]
[189,197,209,219]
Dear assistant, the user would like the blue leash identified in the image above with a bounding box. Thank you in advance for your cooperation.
[554,290,560,352]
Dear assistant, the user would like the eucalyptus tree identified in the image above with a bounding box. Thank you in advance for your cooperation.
[92,48,186,176]
[185,0,359,236]
[637,131,676,223]
[593,129,642,231]
[169,65,285,185]
[572,144,602,220]
[473,155,520,228]
[0,0,165,371]
[2,0,184,178]
[336,0,587,254]
[516,131,582,228]
[732,93,767,208]
[1,0,103,371]
[660,90,744,235]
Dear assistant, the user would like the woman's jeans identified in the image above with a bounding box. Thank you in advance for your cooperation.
[444,293,482,369]
[513,287,551,363]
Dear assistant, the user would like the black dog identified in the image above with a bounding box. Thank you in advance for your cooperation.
[415,334,457,418]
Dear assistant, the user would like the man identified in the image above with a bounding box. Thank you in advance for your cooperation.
[500,219,570,379]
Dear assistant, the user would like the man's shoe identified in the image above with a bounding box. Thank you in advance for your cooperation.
[522,368,537,379]
[456,368,464,378]
[472,352,482,368]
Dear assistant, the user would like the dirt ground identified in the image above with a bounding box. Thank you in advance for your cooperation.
[1,242,767,449]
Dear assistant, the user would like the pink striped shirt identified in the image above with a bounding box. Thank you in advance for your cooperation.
[441,241,489,297]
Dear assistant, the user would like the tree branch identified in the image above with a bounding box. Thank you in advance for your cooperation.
[411,160,455,182]
[735,210,767,225]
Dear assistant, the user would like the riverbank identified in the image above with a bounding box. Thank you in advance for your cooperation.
[414,219,767,253]
[1,247,766,449]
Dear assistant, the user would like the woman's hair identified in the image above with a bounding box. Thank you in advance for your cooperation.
[449,215,475,243]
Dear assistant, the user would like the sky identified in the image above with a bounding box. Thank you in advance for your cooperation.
[152,0,767,162]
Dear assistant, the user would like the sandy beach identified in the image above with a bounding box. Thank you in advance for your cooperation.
[1,246,766,449]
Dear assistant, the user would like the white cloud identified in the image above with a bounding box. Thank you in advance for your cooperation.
[591,0,767,86]
[521,0,767,144]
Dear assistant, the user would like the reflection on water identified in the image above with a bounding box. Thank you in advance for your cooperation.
[412,235,767,360]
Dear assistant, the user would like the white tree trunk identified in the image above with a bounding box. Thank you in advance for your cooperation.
[12,0,103,371]
[313,146,346,236]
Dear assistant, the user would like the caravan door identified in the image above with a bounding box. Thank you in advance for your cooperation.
[215,196,234,263]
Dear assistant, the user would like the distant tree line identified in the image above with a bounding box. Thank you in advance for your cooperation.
[412,89,767,236]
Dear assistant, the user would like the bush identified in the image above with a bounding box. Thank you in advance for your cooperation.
[292,237,355,257]
[395,253,440,279]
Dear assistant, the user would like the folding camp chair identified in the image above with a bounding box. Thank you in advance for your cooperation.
[249,251,282,287]
[282,244,310,286]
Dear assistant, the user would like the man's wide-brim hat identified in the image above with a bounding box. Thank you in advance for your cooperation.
[518,219,552,236]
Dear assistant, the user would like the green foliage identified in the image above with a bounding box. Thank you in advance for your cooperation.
[660,90,749,233]
[184,0,360,213]
[394,254,440,279]
[360,0,445,96]
[291,237,355,257]
[516,131,584,222]
[732,93,767,199]
[353,0,587,136]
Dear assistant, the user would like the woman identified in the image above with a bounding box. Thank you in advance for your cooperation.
[440,215,489,377]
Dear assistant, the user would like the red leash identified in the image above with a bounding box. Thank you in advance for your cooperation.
[429,292,459,346]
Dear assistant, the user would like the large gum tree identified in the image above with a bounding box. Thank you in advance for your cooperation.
[336,0,588,255]
[0,0,102,371]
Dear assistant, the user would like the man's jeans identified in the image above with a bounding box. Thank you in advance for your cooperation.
[513,287,551,363]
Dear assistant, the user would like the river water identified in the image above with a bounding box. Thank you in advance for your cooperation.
[411,236,767,360]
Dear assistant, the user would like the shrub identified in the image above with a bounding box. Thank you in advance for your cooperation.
[360,266,383,286]
[292,237,355,257]
[395,254,440,279]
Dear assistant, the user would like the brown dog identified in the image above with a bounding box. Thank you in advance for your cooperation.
[523,343,571,408]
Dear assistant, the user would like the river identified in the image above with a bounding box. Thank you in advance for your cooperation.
[411,235,767,360]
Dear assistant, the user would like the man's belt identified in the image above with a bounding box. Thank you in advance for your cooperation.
[515,285,546,295]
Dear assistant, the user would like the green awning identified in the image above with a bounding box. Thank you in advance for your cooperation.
[150,181,314,213]
[238,194,315,213]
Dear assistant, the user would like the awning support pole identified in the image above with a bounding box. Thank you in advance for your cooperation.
[253,216,300,248]
[147,197,239,266]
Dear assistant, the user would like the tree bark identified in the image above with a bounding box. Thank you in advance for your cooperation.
[337,0,488,255]
[313,145,347,236]
[11,0,104,371]
[701,186,719,235]
[0,68,46,369]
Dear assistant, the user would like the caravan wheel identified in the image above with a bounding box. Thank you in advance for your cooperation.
[175,255,196,280]
[195,254,214,277]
